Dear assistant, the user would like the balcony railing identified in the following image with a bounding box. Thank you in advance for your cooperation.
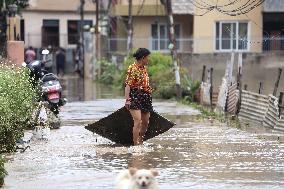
[23,33,284,54]
[263,37,284,51]
[107,38,194,54]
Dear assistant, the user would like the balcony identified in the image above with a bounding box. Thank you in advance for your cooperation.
[23,33,284,54]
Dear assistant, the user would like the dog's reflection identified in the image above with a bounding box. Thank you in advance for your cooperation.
[115,155,159,189]
[128,154,152,169]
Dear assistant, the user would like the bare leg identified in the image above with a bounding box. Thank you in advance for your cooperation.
[130,110,142,145]
[140,112,150,143]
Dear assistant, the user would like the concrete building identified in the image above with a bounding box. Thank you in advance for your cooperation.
[193,0,263,53]
[111,0,284,54]
[21,0,97,49]
[110,0,194,54]
[19,0,284,55]
[263,0,284,51]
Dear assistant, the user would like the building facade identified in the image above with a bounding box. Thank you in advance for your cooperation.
[110,0,193,54]
[263,0,284,51]
[111,0,284,54]
[193,0,263,53]
[21,0,97,49]
[20,0,284,54]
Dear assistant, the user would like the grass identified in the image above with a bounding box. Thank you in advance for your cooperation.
[181,98,242,129]
[0,155,7,187]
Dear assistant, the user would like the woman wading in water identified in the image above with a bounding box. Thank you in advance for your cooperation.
[124,48,153,145]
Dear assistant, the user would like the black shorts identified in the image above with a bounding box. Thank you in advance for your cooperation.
[129,88,153,113]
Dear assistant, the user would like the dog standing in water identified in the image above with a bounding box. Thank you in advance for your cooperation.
[116,168,159,189]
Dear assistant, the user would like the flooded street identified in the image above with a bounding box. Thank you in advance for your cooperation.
[3,81,284,189]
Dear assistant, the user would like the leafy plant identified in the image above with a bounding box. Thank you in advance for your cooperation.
[0,61,37,153]
[98,52,199,99]
[181,74,201,102]
[0,0,29,10]
[0,155,7,187]
[117,52,177,98]
[97,59,119,85]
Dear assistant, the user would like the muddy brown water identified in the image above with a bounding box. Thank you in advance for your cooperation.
[3,81,284,189]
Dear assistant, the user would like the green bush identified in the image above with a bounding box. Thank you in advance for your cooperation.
[182,74,201,102]
[0,155,7,187]
[97,59,120,85]
[0,61,37,153]
[98,52,200,99]
[117,52,177,98]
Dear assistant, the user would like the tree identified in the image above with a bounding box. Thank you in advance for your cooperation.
[0,0,29,57]
[161,0,182,99]
[127,0,133,54]
[0,0,29,11]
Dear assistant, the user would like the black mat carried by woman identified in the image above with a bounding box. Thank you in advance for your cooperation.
[85,107,175,145]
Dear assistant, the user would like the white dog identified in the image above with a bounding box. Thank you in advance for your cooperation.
[115,168,159,189]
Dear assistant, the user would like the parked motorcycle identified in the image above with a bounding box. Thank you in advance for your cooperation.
[23,49,67,129]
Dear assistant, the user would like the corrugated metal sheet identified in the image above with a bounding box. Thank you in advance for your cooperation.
[199,82,218,107]
[216,77,229,111]
[212,91,219,107]
[226,83,238,114]
[200,82,211,106]
[263,95,279,129]
[238,90,269,123]
[275,119,284,131]
[275,110,284,131]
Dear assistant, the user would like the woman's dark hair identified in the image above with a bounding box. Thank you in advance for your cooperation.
[133,48,151,60]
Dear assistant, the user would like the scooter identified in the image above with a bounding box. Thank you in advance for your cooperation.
[22,49,67,129]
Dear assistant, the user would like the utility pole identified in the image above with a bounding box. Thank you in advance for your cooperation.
[80,0,85,78]
[95,0,99,60]
[0,0,7,58]
[162,0,181,98]
[127,0,133,54]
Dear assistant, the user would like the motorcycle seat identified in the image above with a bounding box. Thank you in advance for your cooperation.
[41,73,58,82]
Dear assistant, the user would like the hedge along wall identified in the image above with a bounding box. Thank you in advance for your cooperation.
[0,155,7,187]
[0,60,37,153]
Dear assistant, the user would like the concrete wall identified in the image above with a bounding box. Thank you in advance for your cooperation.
[181,52,284,96]
[21,12,96,49]
[6,16,21,41]
[115,15,193,52]
[119,0,160,5]
[7,41,24,66]
[193,0,263,53]
[27,0,96,12]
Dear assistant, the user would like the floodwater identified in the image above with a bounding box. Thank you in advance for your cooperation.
[3,80,284,189]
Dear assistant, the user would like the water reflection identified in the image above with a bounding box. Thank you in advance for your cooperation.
[3,80,284,189]
[61,77,123,102]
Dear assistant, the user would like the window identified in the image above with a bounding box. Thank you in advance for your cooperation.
[215,21,248,51]
[151,23,180,51]
[67,20,93,44]
[20,19,25,41]
[42,20,59,47]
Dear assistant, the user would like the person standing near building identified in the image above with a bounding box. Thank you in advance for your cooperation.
[25,46,36,63]
[56,47,66,77]
[124,48,153,145]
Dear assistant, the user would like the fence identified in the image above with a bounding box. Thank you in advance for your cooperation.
[22,33,284,55]
[226,83,238,114]
[211,83,284,131]
[262,95,279,129]
[198,52,284,132]
[23,33,194,53]
[238,90,269,124]
[227,87,284,132]
[275,111,284,131]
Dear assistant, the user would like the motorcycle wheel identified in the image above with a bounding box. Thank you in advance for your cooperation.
[50,106,59,116]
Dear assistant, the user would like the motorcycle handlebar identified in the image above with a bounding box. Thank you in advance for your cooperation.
[42,59,52,64]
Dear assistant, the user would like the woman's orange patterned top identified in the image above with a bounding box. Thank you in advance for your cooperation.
[125,63,152,93]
